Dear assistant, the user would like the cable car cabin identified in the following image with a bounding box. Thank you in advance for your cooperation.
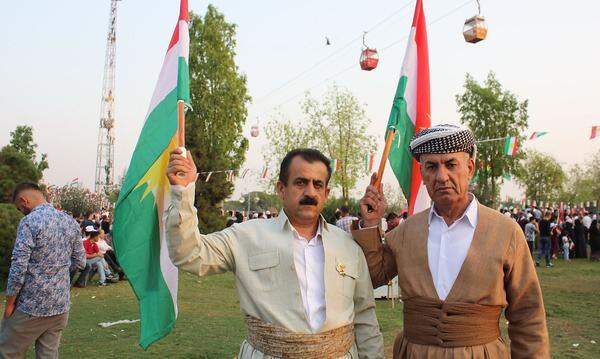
[250,124,259,137]
[360,48,379,71]
[463,15,487,43]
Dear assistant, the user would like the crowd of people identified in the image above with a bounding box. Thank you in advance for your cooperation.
[500,205,600,265]
[224,204,600,267]
[69,212,125,287]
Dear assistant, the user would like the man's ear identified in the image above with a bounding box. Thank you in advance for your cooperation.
[275,181,285,199]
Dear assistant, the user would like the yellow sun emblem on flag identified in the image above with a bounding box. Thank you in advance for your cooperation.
[134,134,178,203]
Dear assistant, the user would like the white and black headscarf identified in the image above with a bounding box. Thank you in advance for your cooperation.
[409,124,476,160]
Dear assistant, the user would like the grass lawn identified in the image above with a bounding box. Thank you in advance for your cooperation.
[2,259,599,358]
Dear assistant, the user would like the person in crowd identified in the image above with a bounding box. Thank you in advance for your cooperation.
[100,214,112,237]
[165,147,384,358]
[335,205,358,234]
[524,216,539,258]
[0,182,86,357]
[551,223,561,259]
[536,212,553,268]
[385,212,401,233]
[589,219,600,261]
[352,124,549,358]
[80,228,113,286]
[80,212,96,232]
[97,229,124,280]
[573,218,588,258]
[562,234,572,261]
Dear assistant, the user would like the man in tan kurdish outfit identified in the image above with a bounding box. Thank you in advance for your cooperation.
[354,124,550,358]
[165,148,384,358]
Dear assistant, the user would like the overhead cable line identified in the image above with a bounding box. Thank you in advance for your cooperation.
[268,0,475,111]
[254,0,415,104]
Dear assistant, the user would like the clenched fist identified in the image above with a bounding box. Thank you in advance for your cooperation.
[167,148,197,187]
[359,173,386,227]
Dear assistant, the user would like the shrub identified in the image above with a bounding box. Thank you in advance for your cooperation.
[0,203,23,286]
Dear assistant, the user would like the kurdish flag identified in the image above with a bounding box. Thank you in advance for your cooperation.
[113,0,190,349]
[504,136,518,156]
[386,0,431,215]
[591,126,600,139]
[364,152,374,173]
[529,131,548,140]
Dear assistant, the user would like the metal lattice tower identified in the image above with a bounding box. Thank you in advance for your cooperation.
[95,0,118,194]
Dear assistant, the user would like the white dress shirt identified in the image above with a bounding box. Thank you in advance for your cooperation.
[290,223,326,332]
[427,195,478,300]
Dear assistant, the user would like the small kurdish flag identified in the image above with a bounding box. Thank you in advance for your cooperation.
[113,0,190,349]
[385,0,431,215]
[529,131,548,140]
[504,136,519,156]
[330,159,338,174]
[590,126,600,139]
[364,153,374,173]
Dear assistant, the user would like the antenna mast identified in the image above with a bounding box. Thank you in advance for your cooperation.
[95,0,118,195]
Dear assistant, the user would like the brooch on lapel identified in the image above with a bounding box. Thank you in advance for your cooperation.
[336,262,346,275]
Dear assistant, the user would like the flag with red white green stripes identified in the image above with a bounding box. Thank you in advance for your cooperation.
[385,0,431,215]
[529,131,548,140]
[504,136,519,156]
[113,0,190,349]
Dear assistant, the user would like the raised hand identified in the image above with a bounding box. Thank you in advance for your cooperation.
[359,173,386,228]
[167,148,197,187]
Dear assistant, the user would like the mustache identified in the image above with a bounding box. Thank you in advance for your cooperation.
[299,196,318,206]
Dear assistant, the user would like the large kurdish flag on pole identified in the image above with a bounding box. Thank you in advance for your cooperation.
[386,0,431,215]
[113,0,190,349]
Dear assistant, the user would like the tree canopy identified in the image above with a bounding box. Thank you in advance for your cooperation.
[186,6,250,233]
[263,85,376,203]
[0,126,48,202]
[516,150,566,203]
[456,72,528,207]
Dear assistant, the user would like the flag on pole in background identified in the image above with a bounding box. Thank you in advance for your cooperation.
[504,137,519,156]
[330,159,338,174]
[529,131,548,140]
[364,153,374,173]
[385,0,431,215]
[112,0,190,349]
[261,167,269,179]
[591,126,600,139]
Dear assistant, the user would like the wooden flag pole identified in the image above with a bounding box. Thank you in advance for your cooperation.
[374,129,396,190]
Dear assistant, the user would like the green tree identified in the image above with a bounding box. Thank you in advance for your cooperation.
[0,125,49,202]
[263,85,376,203]
[456,72,529,207]
[9,125,48,173]
[516,150,566,203]
[560,150,600,205]
[186,7,250,233]
[0,204,23,285]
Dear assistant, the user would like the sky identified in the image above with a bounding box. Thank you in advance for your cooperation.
[1,0,599,203]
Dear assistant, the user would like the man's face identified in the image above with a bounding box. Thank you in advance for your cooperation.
[276,156,330,224]
[420,152,474,207]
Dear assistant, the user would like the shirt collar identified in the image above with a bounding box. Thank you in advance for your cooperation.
[428,193,478,228]
[30,203,52,213]
[276,208,329,233]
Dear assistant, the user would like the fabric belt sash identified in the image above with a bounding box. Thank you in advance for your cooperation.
[244,315,354,358]
[403,297,502,347]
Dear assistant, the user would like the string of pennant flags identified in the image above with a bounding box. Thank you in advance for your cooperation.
[196,125,600,183]
[478,126,600,157]
[198,152,377,183]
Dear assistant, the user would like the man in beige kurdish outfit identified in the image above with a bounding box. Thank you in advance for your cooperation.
[165,148,384,358]
[354,124,550,358]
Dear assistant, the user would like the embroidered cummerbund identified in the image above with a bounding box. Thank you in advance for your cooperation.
[244,315,354,358]
[403,296,502,347]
